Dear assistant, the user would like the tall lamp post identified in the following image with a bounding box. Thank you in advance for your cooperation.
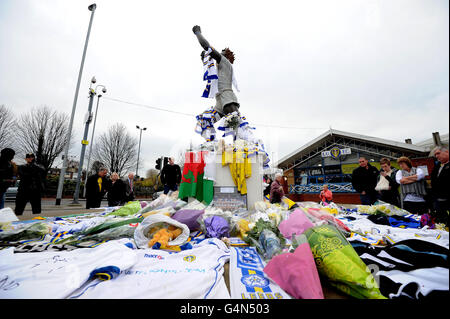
[82,84,107,198]
[136,125,147,178]
[55,3,97,205]
[72,77,98,204]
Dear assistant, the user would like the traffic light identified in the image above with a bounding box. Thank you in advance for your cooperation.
[155,158,162,170]
[163,157,169,168]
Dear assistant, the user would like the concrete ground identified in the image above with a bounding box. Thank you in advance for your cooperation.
[3,198,109,221]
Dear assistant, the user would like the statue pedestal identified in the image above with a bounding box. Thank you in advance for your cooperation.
[213,152,264,211]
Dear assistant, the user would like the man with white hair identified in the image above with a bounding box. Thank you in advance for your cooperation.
[270,173,285,204]
[430,145,449,225]
[125,172,135,202]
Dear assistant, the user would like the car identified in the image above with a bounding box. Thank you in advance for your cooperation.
[4,180,19,201]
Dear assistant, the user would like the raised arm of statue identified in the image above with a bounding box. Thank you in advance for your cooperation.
[193,25,222,63]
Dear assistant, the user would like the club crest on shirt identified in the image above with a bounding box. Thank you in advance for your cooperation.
[241,274,270,289]
[183,255,196,262]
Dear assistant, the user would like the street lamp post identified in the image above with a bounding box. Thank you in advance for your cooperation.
[72,77,97,204]
[55,3,97,205]
[136,125,147,178]
[82,84,106,198]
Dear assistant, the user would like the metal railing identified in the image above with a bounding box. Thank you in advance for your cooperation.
[290,183,356,194]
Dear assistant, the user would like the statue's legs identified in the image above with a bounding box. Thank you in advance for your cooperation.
[222,102,240,116]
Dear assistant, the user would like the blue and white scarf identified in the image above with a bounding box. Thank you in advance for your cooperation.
[201,48,219,98]
[195,107,221,142]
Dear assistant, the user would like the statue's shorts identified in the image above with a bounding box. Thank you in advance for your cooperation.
[215,89,239,115]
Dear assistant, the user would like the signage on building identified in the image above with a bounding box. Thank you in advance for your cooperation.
[323,165,342,175]
[321,147,351,159]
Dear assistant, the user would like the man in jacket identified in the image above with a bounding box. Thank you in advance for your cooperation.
[15,153,46,215]
[0,148,17,209]
[352,157,379,205]
[124,172,135,202]
[430,146,449,225]
[161,157,182,195]
[85,167,109,209]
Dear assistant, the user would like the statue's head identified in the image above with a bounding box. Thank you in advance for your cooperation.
[222,48,235,64]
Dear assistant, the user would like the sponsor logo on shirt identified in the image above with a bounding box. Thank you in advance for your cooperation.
[144,254,164,260]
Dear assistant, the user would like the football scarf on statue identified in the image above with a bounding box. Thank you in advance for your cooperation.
[195,107,221,142]
[202,48,219,98]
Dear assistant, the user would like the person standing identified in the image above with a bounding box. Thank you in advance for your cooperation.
[396,156,428,215]
[351,157,379,205]
[430,146,449,225]
[107,172,126,207]
[300,171,308,185]
[0,148,17,209]
[161,157,182,195]
[270,173,285,204]
[15,153,45,215]
[85,167,108,209]
[263,176,272,197]
[377,158,400,207]
[319,185,333,204]
[124,172,135,202]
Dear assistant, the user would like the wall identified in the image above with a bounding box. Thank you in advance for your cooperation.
[214,153,264,210]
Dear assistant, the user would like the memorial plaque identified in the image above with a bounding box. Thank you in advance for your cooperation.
[213,186,247,210]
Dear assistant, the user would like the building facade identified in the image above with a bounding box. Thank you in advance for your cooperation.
[277,129,447,204]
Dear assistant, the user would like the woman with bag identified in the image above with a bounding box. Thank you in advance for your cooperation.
[376,158,400,207]
[396,156,428,215]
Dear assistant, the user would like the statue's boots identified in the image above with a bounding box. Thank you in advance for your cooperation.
[222,102,240,116]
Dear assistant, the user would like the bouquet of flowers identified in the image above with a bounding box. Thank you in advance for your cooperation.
[223,112,241,130]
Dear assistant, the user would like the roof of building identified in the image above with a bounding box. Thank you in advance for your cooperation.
[277,129,430,168]
[415,133,449,151]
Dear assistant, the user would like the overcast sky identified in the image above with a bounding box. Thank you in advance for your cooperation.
[0,0,448,175]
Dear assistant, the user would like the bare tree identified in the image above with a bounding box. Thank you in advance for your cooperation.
[146,168,159,179]
[0,105,16,149]
[15,106,71,172]
[93,123,138,177]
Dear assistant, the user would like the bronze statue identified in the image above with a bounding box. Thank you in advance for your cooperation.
[193,25,240,117]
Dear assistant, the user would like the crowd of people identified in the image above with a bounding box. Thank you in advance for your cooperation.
[260,146,448,226]
[351,146,449,224]
[85,169,136,209]
[1,144,448,226]
[0,148,185,213]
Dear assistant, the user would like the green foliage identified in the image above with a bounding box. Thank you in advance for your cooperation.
[243,218,286,247]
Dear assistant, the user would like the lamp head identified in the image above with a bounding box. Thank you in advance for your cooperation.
[88,3,97,11]
[91,76,96,84]
[143,128,147,131]
[102,87,107,93]
[136,125,140,129]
